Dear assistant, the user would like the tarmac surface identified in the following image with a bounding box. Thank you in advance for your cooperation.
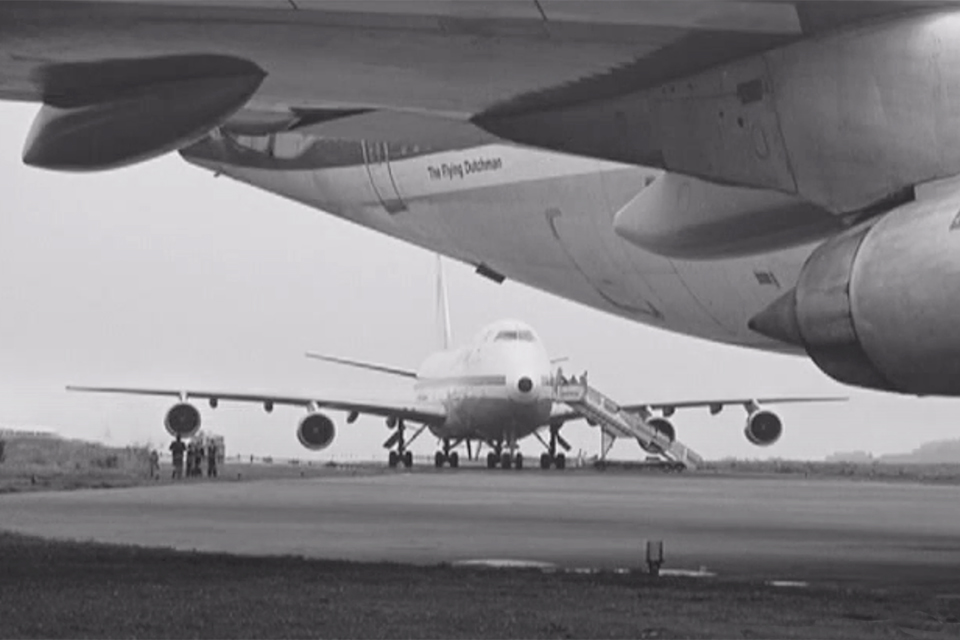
[1,470,959,589]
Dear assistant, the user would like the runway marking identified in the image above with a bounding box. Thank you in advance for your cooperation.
[453,560,718,579]
[659,568,716,578]
[453,559,556,569]
[768,580,810,588]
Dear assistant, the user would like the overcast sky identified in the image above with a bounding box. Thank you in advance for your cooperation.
[0,102,956,462]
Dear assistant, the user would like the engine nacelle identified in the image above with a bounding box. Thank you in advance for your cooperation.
[637,416,675,454]
[647,417,676,444]
[750,176,960,396]
[297,413,336,451]
[164,403,201,439]
[744,410,782,447]
[23,55,264,171]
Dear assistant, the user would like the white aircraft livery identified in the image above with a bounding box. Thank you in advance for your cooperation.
[6,2,960,396]
[69,259,840,469]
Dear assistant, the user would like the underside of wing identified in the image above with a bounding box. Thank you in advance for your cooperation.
[66,385,447,425]
[1,1,952,130]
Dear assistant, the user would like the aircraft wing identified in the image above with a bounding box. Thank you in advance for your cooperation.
[2,1,954,148]
[550,395,844,422]
[66,385,447,425]
[621,396,846,415]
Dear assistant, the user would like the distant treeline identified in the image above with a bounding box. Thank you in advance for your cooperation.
[0,436,152,486]
[701,458,960,483]
[827,438,960,465]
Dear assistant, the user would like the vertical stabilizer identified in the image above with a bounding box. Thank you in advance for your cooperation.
[436,255,452,350]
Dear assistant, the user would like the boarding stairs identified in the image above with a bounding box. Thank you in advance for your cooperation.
[555,381,704,470]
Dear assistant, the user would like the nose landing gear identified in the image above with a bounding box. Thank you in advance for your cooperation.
[484,436,523,470]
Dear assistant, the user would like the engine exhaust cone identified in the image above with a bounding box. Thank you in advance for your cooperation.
[748,289,803,347]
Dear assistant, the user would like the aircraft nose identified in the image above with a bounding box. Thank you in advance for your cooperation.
[510,374,538,403]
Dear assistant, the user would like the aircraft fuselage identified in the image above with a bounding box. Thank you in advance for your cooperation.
[184,134,831,351]
[412,320,554,445]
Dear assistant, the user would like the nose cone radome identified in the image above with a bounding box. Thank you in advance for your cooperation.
[747,289,804,347]
[510,375,539,403]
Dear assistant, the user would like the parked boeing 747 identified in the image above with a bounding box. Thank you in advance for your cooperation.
[68,260,841,469]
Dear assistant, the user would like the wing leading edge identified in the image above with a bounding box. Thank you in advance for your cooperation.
[550,395,845,423]
[622,397,847,415]
[66,385,446,425]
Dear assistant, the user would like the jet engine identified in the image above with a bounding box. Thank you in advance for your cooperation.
[297,412,336,451]
[638,416,676,453]
[744,409,782,447]
[164,403,201,439]
[749,176,960,396]
[23,55,265,171]
[647,417,676,444]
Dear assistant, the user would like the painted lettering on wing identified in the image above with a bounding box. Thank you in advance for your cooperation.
[427,156,503,181]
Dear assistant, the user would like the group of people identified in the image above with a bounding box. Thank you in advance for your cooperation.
[168,435,218,480]
[555,369,589,386]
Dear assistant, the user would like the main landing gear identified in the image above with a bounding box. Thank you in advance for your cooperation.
[434,439,460,468]
[389,449,413,469]
[384,419,425,469]
[537,423,570,470]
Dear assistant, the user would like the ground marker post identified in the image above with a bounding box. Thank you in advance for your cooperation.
[646,540,664,576]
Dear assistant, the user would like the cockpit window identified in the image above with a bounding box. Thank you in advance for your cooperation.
[493,329,536,342]
[228,132,312,160]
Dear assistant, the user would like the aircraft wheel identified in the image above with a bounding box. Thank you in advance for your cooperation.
[434,451,445,468]
[388,451,399,468]
[539,453,551,470]
[514,453,523,470]
[403,451,414,468]
[555,453,566,470]
[448,452,459,468]
[500,452,513,470]
[486,452,498,469]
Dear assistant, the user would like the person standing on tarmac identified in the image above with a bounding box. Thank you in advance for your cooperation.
[184,441,192,477]
[187,441,197,477]
[169,435,186,479]
[195,443,205,478]
[207,441,218,478]
[149,449,160,480]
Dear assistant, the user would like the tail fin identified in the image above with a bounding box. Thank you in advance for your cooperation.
[436,255,452,350]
